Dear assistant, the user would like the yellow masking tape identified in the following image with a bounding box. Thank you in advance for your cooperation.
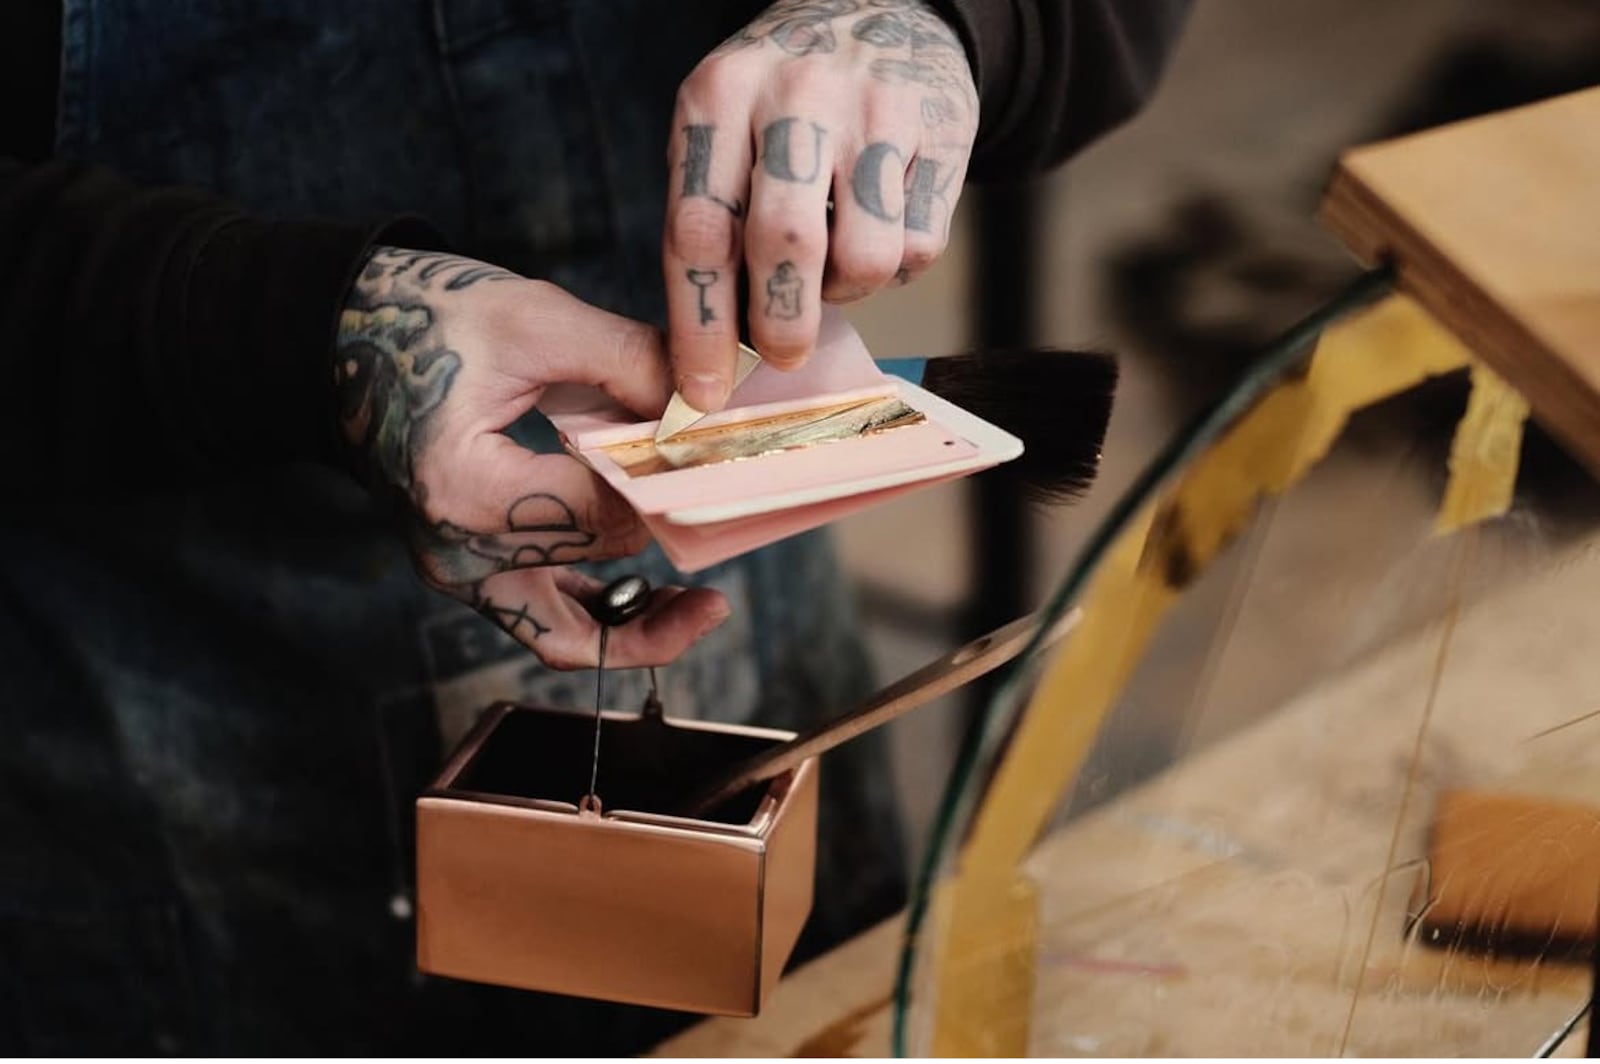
[1434,362,1529,535]
[931,295,1472,1055]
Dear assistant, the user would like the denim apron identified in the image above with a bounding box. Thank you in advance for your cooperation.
[0,1,905,1052]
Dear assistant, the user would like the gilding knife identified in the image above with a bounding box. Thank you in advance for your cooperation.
[654,342,765,444]
[672,606,1082,818]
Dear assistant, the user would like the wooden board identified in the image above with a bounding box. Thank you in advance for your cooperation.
[1321,86,1600,477]
[653,526,1600,1057]
[649,916,901,1056]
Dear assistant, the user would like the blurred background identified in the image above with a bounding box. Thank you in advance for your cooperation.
[832,0,1600,875]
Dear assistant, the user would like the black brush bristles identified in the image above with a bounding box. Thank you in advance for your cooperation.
[921,348,1119,503]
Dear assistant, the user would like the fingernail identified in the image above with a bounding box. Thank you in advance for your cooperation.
[695,604,731,638]
[763,351,809,372]
[680,372,729,412]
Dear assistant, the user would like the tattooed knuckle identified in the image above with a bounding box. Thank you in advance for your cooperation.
[901,238,943,274]
[756,221,826,265]
[754,336,810,369]
[773,63,830,105]
[858,81,907,128]
[833,237,899,286]
[540,643,588,671]
[670,201,738,263]
[580,499,633,547]
[680,58,747,110]
[615,523,652,558]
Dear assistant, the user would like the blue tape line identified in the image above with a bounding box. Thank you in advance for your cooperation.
[876,358,927,385]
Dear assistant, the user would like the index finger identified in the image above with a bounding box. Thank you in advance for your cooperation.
[663,100,753,414]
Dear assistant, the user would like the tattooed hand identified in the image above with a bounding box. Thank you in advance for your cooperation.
[664,0,978,411]
[337,246,731,669]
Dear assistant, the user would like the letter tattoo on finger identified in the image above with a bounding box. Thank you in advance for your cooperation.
[680,125,744,216]
[851,141,905,223]
[761,118,828,184]
[905,157,955,234]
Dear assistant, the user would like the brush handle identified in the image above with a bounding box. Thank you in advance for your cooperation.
[672,606,1081,818]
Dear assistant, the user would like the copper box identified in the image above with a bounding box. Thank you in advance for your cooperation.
[416,701,818,1016]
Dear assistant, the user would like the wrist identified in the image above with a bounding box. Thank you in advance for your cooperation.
[327,220,454,489]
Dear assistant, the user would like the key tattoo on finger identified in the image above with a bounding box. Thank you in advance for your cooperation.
[686,268,719,325]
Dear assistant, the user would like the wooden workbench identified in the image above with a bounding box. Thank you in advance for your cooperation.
[655,526,1600,1057]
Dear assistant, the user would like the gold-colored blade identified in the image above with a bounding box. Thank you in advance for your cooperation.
[653,344,765,444]
[673,607,1082,818]
[609,395,924,477]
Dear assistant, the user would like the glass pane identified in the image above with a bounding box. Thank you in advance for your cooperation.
[895,275,1600,1057]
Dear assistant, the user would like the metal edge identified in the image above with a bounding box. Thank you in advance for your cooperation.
[423,702,803,835]
[424,701,514,793]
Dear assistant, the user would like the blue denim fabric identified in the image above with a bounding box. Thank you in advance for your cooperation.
[0,1,906,1053]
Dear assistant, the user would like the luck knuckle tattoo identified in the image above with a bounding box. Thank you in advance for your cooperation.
[677,123,745,217]
[849,140,906,223]
[903,156,954,234]
[760,115,829,185]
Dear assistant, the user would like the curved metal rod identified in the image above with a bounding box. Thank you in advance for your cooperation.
[673,608,1081,819]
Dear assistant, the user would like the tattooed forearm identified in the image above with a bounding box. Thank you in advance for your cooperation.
[680,125,745,216]
[761,118,828,183]
[361,246,518,291]
[765,261,804,319]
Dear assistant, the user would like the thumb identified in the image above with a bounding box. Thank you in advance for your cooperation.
[516,282,674,419]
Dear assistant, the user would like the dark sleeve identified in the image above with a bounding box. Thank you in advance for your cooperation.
[926,0,1194,178]
[0,157,443,501]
